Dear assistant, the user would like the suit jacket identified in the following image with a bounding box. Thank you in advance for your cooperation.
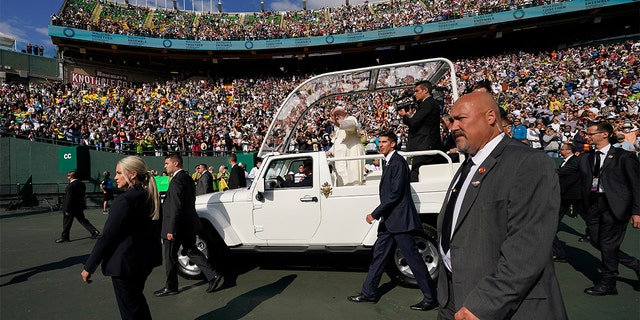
[196,170,214,196]
[403,96,442,152]
[557,154,581,201]
[228,164,246,190]
[84,185,162,276]
[437,136,566,320]
[161,170,202,238]
[62,179,86,215]
[371,152,421,233]
[577,146,640,221]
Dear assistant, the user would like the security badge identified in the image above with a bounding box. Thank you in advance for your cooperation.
[591,177,599,192]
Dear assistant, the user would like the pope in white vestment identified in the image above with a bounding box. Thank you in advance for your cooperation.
[327,107,365,186]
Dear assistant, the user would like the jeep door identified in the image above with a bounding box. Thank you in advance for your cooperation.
[253,155,321,240]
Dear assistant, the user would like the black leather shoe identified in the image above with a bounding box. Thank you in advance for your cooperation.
[578,235,590,242]
[154,287,179,297]
[55,238,69,243]
[90,231,101,239]
[410,301,438,311]
[206,275,222,293]
[347,294,377,304]
[584,284,617,296]
[553,256,568,263]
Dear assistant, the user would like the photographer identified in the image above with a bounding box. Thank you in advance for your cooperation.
[542,125,563,158]
[398,80,443,182]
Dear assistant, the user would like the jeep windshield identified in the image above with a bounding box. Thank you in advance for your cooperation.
[258,58,459,158]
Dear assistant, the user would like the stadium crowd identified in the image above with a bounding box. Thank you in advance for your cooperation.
[2,41,640,157]
[51,0,570,40]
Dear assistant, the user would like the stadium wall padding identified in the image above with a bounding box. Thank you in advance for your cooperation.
[0,138,255,193]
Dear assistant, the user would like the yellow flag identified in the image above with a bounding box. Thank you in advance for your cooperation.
[219,179,228,191]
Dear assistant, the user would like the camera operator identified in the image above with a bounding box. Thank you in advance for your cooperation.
[398,80,443,182]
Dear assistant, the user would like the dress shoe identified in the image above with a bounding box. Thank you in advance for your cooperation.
[206,275,222,293]
[578,235,590,242]
[553,256,568,263]
[584,284,617,296]
[55,238,69,243]
[409,300,438,311]
[90,231,101,239]
[347,294,378,304]
[154,287,179,297]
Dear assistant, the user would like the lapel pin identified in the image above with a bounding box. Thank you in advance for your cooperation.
[478,167,486,174]
[471,181,480,187]
[607,155,613,159]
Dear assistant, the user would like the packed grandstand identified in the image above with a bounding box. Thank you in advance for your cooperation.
[1,0,639,157]
[52,0,571,40]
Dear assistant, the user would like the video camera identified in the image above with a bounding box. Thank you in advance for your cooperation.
[394,89,415,112]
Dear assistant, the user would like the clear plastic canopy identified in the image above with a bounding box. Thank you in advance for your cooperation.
[258,58,459,158]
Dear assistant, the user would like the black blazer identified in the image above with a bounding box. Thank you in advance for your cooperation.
[403,96,442,152]
[371,152,421,233]
[557,154,581,201]
[62,179,86,214]
[196,170,214,195]
[228,164,246,189]
[84,185,162,276]
[161,170,203,238]
[437,135,566,320]
[578,146,640,221]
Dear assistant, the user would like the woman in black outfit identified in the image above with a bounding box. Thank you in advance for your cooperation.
[81,156,162,320]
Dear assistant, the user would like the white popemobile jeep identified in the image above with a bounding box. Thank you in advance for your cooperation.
[179,58,461,287]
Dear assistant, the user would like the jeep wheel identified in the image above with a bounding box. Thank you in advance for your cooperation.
[386,223,439,288]
[177,233,209,280]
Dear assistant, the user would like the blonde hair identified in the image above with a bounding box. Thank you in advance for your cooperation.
[117,156,160,220]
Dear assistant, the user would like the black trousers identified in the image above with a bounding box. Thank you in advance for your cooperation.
[112,272,152,320]
[60,211,98,239]
[361,231,436,303]
[585,194,640,286]
[163,233,218,290]
[552,199,584,258]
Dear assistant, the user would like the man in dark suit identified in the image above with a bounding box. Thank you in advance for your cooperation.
[154,154,222,297]
[227,153,246,190]
[552,142,584,261]
[195,163,214,195]
[578,121,640,296]
[55,170,100,243]
[438,92,566,320]
[348,131,437,311]
[399,80,443,181]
